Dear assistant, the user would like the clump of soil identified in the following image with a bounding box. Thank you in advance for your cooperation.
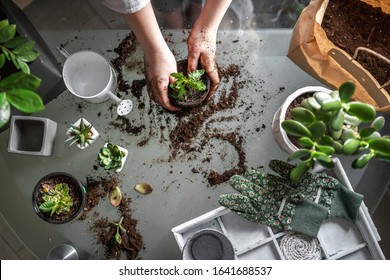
[322,0,390,92]
[79,175,143,260]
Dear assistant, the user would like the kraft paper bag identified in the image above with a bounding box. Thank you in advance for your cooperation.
[287,0,390,112]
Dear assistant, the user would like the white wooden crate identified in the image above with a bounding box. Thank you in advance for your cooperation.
[172,159,385,260]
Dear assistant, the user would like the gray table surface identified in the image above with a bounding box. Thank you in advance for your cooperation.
[0,29,380,260]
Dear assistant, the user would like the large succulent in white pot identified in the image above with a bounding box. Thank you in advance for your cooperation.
[278,81,390,182]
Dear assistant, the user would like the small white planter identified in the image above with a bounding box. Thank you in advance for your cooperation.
[271,86,331,154]
[66,118,99,149]
[103,143,128,172]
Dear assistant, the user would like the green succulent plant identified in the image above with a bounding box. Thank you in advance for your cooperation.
[110,216,125,244]
[66,118,94,148]
[98,143,126,170]
[169,69,206,102]
[0,19,43,128]
[281,80,390,182]
[38,183,73,216]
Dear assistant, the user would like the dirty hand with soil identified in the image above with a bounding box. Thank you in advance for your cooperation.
[115,0,232,111]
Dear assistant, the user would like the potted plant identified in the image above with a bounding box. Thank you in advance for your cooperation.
[168,60,210,108]
[274,80,390,182]
[32,172,86,224]
[65,118,99,149]
[97,143,128,172]
[0,18,43,128]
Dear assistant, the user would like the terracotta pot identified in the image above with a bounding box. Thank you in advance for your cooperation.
[32,172,86,224]
[169,60,210,108]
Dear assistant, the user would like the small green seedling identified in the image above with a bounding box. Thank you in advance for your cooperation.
[169,69,207,102]
[110,216,126,245]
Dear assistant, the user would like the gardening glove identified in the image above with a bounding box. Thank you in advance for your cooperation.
[219,173,329,238]
[267,160,364,224]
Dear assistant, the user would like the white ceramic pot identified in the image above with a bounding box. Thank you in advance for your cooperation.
[272,86,331,154]
[66,118,99,149]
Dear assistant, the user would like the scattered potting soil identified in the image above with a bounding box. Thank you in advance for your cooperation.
[322,0,390,92]
[109,33,253,186]
[79,175,143,260]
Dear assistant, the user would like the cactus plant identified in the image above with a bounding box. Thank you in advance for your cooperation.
[281,80,390,182]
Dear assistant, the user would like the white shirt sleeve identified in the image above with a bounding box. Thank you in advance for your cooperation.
[103,0,150,14]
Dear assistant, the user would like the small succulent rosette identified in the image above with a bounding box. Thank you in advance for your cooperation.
[66,118,99,149]
[98,143,128,172]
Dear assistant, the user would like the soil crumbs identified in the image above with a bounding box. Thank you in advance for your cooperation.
[109,34,252,186]
[79,175,143,260]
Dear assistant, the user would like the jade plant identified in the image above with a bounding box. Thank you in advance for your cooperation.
[282,80,390,182]
[0,19,43,128]
[169,69,207,102]
[98,143,126,170]
[38,183,73,216]
[66,118,95,148]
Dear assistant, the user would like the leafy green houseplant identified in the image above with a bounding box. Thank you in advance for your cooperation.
[280,81,390,182]
[98,143,128,172]
[32,172,85,224]
[168,60,210,108]
[0,19,43,128]
[66,118,99,149]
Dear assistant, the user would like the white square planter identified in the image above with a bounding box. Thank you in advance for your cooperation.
[103,143,128,172]
[66,118,99,149]
[7,115,57,156]
[172,159,385,260]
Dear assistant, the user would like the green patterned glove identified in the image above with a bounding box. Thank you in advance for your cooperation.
[219,173,329,238]
[268,160,363,223]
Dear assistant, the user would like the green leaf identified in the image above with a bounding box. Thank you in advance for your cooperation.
[16,58,30,74]
[330,90,339,99]
[343,113,361,126]
[371,116,385,131]
[287,149,311,161]
[0,53,5,68]
[339,81,355,103]
[316,156,335,169]
[316,145,335,155]
[12,41,34,54]
[346,102,376,122]
[359,127,376,138]
[318,135,334,146]
[0,24,16,43]
[281,119,312,138]
[331,108,344,131]
[352,153,373,169]
[341,129,357,141]
[332,141,344,154]
[368,138,390,155]
[298,137,314,148]
[0,71,41,91]
[308,121,326,140]
[307,97,321,110]
[0,19,9,29]
[301,99,314,112]
[15,49,39,63]
[6,88,44,113]
[374,151,390,161]
[343,139,361,155]
[312,151,333,163]
[320,99,342,111]
[291,107,316,124]
[289,161,311,182]
[313,91,331,104]
[0,92,11,128]
[2,35,28,49]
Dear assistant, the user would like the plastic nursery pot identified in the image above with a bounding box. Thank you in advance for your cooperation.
[168,59,211,108]
[271,86,331,154]
[32,172,86,224]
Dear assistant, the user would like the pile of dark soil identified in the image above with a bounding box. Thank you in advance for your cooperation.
[322,0,390,92]
[79,175,143,260]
